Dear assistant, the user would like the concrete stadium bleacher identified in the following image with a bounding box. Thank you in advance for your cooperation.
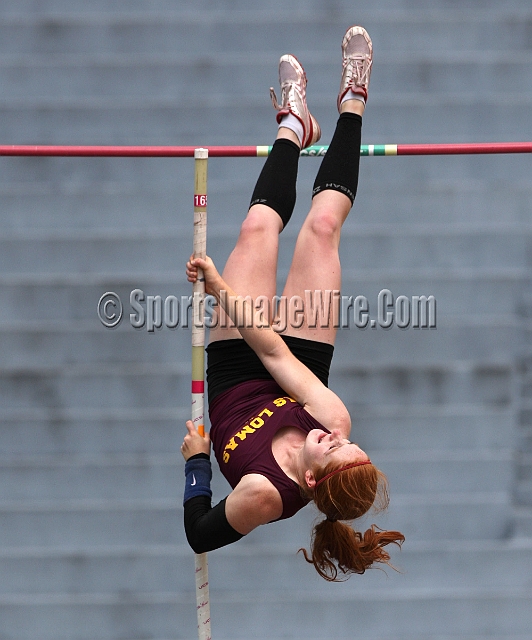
[1,1,532,638]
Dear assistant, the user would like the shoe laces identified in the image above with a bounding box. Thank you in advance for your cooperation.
[345,56,372,88]
[270,87,282,111]
[270,81,303,112]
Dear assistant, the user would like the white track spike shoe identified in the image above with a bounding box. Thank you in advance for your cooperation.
[270,54,321,149]
[337,25,373,112]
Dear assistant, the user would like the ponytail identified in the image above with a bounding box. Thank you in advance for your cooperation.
[300,519,404,581]
[299,461,405,581]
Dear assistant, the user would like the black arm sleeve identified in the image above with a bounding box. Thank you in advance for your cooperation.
[184,496,244,554]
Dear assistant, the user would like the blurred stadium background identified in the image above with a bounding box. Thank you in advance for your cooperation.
[1,1,532,638]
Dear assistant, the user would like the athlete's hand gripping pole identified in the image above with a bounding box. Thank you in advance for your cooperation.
[191,148,211,640]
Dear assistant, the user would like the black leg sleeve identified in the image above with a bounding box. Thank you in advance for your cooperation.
[312,112,362,206]
[249,138,300,228]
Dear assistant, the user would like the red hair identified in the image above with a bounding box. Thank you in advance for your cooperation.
[299,460,405,581]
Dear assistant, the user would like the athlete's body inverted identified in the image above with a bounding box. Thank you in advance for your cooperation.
[182,25,404,581]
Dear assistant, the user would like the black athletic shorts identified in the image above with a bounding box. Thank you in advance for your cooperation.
[206,336,334,404]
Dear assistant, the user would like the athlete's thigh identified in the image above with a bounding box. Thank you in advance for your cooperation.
[209,205,281,343]
[274,192,349,344]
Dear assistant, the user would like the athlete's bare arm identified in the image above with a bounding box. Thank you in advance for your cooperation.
[186,256,351,436]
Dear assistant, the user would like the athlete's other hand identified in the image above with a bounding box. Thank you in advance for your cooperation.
[186,254,221,296]
[181,420,211,461]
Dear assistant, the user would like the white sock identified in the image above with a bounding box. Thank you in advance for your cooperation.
[278,112,304,145]
[341,88,366,106]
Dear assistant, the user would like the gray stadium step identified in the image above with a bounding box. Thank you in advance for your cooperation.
[0,413,188,456]
[0,146,531,184]
[0,277,523,325]
[0,324,520,367]
[518,424,532,451]
[0,367,191,410]
[242,496,514,543]
[332,325,518,366]
[0,364,516,409]
[0,546,189,595]
[0,101,530,146]
[0,155,529,207]
[0,12,532,56]
[2,587,531,640]
[372,451,514,495]
[1,182,532,231]
[1,0,532,16]
[516,482,532,506]
[517,454,532,482]
[0,449,513,503]
[353,406,514,452]
[0,229,527,273]
[513,508,532,538]
[2,55,532,100]
[0,503,184,548]
[0,457,183,502]
[0,97,532,145]
[207,539,532,593]
[0,328,195,367]
[0,497,512,548]
[0,541,531,594]
[0,406,512,456]
[0,599,193,640]
[331,363,515,408]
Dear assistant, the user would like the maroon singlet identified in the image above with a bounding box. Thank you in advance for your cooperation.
[209,379,330,520]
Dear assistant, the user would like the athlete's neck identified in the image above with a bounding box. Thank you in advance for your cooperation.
[271,426,307,486]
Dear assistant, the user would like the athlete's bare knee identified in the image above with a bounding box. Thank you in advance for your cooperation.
[239,208,282,242]
[306,210,342,243]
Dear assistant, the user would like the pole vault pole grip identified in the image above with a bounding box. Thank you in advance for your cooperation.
[191,148,212,640]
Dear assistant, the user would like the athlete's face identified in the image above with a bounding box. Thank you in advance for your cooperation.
[302,429,369,485]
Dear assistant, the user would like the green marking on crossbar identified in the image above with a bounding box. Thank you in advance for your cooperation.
[359,145,398,156]
[265,145,398,156]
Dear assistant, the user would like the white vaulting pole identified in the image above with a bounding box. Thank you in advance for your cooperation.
[191,148,211,640]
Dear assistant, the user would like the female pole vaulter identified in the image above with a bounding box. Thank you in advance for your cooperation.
[182,25,404,581]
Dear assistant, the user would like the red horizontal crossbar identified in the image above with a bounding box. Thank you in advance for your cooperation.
[397,142,532,155]
[0,142,531,157]
[0,145,260,157]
